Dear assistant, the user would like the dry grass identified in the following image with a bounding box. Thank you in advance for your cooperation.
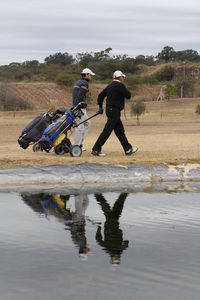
[0,97,200,168]
[6,82,108,110]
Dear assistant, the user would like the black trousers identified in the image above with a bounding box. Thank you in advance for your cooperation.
[93,106,132,152]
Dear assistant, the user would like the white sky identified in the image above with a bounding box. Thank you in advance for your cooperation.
[0,0,200,65]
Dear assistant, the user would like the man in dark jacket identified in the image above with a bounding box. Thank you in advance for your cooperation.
[73,68,95,150]
[92,70,138,156]
[95,193,129,265]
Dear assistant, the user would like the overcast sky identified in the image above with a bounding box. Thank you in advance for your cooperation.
[0,0,200,65]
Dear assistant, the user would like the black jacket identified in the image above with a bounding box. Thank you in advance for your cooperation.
[97,80,131,111]
[72,78,89,107]
[95,193,129,258]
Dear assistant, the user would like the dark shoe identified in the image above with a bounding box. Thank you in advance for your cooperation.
[125,147,138,156]
[91,150,105,157]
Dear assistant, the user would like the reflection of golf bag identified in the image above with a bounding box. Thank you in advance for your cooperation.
[34,102,100,157]
[18,109,65,149]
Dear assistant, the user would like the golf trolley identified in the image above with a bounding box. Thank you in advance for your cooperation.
[18,108,66,150]
[33,102,100,157]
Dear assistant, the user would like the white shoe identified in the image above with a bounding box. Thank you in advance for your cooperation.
[80,144,86,152]
[125,147,138,156]
[91,150,106,157]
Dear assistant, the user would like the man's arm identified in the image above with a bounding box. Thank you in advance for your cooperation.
[97,87,108,108]
[120,84,131,99]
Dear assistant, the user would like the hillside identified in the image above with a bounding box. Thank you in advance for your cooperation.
[137,61,200,78]
[1,82,73,110]
[0,81,164,110]
[0,82,109,110]
[1,61,200,110]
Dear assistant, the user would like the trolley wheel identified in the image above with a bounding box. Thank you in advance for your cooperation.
[70,145,82,157]
[54,144,65,155]
[33,142,42,152]
[62,138,71,153]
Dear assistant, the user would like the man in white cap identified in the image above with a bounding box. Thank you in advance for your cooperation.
[91,70,138,156]
[72,68,95,150]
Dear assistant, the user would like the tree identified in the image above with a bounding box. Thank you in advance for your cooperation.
[157,46,175,62]
[93,48,112,61]
[156,66,175,81]
[76,52,94,67]
[165,84,176,100]
[131,100,146,125]
[135,55,155,65]
[117,57,138,74]
[44,52,74,66]
[22,60,40,68]
[174,49,200,62]
[175,78,194,98]
[76,48,113,67]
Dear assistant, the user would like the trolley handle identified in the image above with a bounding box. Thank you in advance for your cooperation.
[73,111,101,128]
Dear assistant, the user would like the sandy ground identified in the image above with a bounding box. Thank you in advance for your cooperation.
[0,98,200,168]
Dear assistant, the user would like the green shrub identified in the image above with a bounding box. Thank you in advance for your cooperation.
[0,95,32,111]
[175,78,194,97]
[40,64,61,81]
[165,84,176,100]
[156,66,175,81]
[55,72,79,86]
[126,74,158,86]
[131,100,146,125]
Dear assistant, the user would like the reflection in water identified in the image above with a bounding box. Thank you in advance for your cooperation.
[95,193,129,266]
[66,194,90,260]
[21,193,71,221]
[21,192,90,260]
[1,191,199,300]
[21,192,129,264]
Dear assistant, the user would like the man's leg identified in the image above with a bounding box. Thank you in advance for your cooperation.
[74,124,84,145]
[74,109,90,146]
[82,119,90,142]
[92,108,119,152]
[114,118,132,152]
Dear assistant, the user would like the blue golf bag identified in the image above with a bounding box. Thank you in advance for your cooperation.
[33,102,93,157]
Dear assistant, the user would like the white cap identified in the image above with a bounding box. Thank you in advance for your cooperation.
[81,68,95,76]
[113,70,126,78]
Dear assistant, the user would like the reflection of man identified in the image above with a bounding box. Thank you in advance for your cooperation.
[21,192,90,260]
[95,193,129,265]
[66,194,90,260]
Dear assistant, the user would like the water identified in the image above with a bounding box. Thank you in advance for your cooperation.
[0,190,200,300]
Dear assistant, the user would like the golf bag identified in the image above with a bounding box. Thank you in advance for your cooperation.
[34,102,100,157]
[18,108,65,149]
